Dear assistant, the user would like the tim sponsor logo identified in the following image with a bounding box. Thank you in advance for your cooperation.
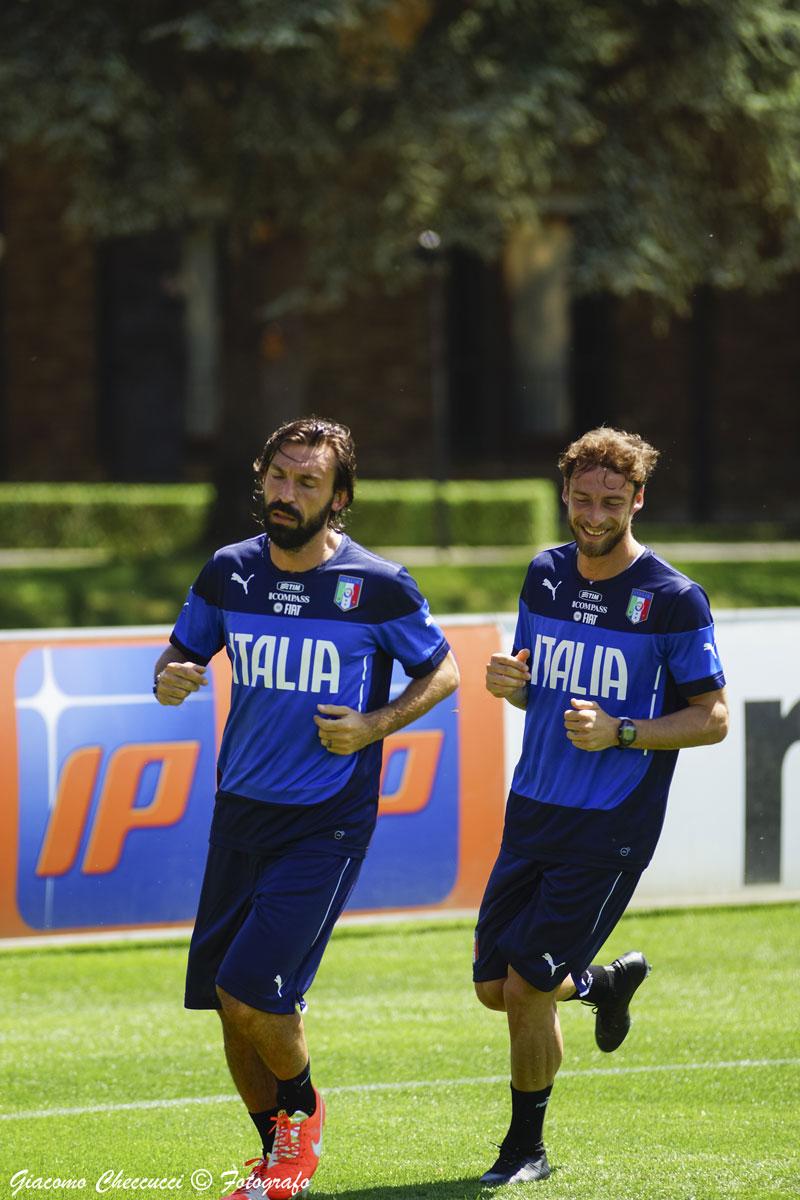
[531,634,628,700]
[228,632,340,693]
[572,586,608,616]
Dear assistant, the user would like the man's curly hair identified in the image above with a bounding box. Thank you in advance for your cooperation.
[558,427,660,491]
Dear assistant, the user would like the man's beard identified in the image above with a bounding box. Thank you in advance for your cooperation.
[263,497,334,551]
[568,516,628,559]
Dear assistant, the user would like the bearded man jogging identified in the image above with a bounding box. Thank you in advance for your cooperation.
[155,416,459,1199]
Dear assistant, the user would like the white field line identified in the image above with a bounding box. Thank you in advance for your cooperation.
[2,1058,798,1123]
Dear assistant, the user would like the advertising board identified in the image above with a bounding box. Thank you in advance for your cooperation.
[0,622,505,937]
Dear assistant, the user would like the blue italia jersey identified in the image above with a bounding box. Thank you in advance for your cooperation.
[170,534,449,856]
[504,543,725,870]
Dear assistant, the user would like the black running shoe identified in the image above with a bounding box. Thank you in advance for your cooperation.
[587,950,651,1053]
[480,1148,551,1186]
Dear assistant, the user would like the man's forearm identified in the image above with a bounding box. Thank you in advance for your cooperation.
[365,651,459,741]
[628,697,728,750]
[154,644,195,681]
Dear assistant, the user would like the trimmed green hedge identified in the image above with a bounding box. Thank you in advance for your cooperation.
[350,479,558,548]
[0,484,214,554]
[0,479,558,552]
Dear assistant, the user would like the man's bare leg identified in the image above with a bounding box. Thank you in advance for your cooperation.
[216,985,317,1121]
[216,987,314,1164]
[217,987,309,1082]
[474,967,582,1184]
[217,1009,277,1112]
[503,966,563,1091]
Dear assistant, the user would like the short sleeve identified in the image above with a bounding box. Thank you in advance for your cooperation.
[511,578,530,656]
[170,557,225,665]
[372,567,449,678]
[662,584,726,697]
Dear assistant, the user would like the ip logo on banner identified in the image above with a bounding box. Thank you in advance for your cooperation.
[15,645,216,930]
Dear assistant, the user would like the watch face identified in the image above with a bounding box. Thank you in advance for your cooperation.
[619,720,636,746]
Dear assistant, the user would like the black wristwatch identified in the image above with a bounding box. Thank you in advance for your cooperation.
[617,717,637,748]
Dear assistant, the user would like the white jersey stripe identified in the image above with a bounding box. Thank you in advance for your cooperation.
[588,871,623,938]
[310,858,353,947]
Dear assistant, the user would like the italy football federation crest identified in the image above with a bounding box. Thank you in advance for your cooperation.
[626,588,653,625]
[334,574,363,612]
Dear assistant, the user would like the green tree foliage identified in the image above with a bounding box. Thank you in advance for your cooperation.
[1,0,799,309]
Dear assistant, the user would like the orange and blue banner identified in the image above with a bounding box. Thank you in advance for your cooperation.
[0,623,505,938]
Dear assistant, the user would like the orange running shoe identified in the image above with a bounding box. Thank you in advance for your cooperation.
[218,1157,272,1200]
[261,1088,325,1199]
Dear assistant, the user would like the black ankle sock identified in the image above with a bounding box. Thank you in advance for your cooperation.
[249,1106,280,1157]
[503,1084,552,1155]
[276,1061,316,1117]
[581,963,612,1003]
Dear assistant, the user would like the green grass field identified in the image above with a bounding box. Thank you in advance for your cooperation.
[2,905,799,1199]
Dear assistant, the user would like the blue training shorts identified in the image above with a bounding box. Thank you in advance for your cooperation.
[473,846,641,993]
[185,843,362,1014]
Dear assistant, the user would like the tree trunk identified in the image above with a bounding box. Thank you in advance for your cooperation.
[207,225,309,547]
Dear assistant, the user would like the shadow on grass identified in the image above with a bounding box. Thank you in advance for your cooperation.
[314,1182,482,1200]
[313,1175,561,1200]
